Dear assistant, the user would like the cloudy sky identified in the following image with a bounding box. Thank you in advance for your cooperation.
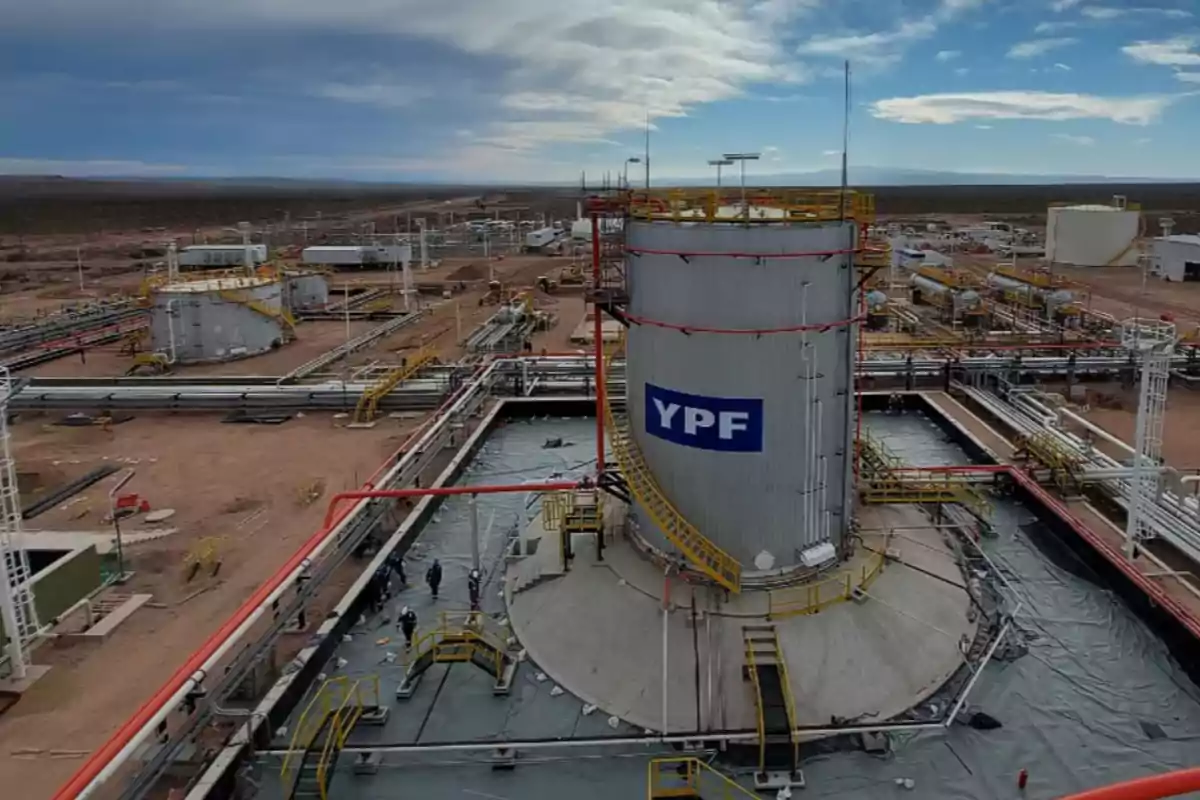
[1,0,1197,181]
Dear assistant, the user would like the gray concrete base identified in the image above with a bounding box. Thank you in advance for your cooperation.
[506,503,976,734]
[0,663,50,694]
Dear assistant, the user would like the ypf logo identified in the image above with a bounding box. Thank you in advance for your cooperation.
[644,383,764,453]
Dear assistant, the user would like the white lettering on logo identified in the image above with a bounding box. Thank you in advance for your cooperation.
[719,411,750,441]
[653,398,680,429]
[683,407,716,435]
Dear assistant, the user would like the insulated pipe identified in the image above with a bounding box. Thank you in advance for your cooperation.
[1055,768,1200,800]
[1058,408,1137,455]
[54,367,499,800]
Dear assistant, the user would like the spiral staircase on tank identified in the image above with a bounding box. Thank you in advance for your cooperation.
[602,338,742,593]
[217,289,297,337]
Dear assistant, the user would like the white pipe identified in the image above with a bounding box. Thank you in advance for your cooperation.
[799,284,811,544]
[165,299,178,365]
[76,362,497,798]
[1058,408,1136,455]
[661,567,669,735]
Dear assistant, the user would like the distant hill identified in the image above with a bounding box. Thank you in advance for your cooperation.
[661,166,1197,187]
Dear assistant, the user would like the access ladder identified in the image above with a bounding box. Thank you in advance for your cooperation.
[281,676,385,800]
[742,625,798,782]
[647,757,764,799]
[603,341,742,593]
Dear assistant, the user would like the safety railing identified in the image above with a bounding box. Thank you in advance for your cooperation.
[743,633,767,774]
[313,676,379,799]
[624,188,874,225]
[859,434,993,519]
[767,544,889,619]
[217,290,297,332]
[351,345,438,425]
[603,339,742,592]
[1016,431,1087,495]
[281,676,351,785]
[647,757,762,799]
[407,611,509,677]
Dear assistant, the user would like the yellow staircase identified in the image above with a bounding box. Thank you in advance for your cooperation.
[1014,431,1086,496]
[218,290,297,332]
[742,625,798,779]
[281,676,381,800]
[604,340,741,593]
[648,757,764,799]
[351,346,438,425]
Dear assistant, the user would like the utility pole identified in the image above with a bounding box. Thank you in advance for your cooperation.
[708,158,733,188]
[76,246,85,293]
[723,153,760,221]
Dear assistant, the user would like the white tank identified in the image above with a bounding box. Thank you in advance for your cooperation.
[151,276,286,364]
[284,272,329,312]
[1046,204,1140,267]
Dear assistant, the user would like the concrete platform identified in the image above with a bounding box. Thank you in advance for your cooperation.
[506,504,976,734]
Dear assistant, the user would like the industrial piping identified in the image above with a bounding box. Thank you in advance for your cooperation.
[53,361,500,800]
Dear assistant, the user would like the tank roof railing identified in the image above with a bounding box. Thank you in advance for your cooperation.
[617,188,875,225]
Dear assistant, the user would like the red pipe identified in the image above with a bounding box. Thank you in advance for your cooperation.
[1056,767,1200,800]
[591,213,606,477]
[54,479,582,800]
[322,482,582,528]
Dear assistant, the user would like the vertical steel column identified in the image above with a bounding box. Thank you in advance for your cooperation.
[592,213,606,477]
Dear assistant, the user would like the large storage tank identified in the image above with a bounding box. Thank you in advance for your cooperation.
[284,272,329,312]
[1046,201,1140,267]
[179,245,267,268]
[150,277,286,364]
[625,219,856,571]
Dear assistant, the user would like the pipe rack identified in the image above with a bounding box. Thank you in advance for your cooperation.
[277,311,428,383]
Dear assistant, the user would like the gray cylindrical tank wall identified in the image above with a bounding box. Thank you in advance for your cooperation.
[150,277,285,364]
[285,273,330,312]
[625,220,857,570]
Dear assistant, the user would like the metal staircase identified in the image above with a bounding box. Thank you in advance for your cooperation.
[742,625,798,781]
[603,342,742,593]
[0,368,37,679]
[217,290,297,333]
[396,611,517,698]
[351,346,438,425]
[281,676,381,800]
[647,757,763,799]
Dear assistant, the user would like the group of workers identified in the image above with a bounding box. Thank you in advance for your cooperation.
[364,553,485,648]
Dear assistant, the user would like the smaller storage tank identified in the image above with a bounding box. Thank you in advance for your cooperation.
[151,276,286,364]
[284,272,329,312]
[1046,199,1140,267]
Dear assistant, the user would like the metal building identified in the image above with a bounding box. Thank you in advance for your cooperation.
[1046,199,1140,267]
[624,214,857,572]
[179,245,267,268]
[301,245,412,268]
[1152,235,1200,282]
[150,277,288,364]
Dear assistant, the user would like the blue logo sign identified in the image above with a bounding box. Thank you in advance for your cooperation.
[644,383,764,453]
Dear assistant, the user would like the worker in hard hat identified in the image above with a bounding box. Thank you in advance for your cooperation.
[426,559,443,600]
[398,606,418,648]
[467,568,482,611]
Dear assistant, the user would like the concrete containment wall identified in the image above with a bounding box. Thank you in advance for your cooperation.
[625,219,857,569]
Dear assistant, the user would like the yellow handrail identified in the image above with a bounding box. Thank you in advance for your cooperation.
[352,346,438,424]
[767,545,888,619]
[281,676,349,784]
[743,638,768,773]
[603,338,742,592]
[770,636,800,767]
[315,678,370,799]
[626,188,874,225]
[647,757,763,799]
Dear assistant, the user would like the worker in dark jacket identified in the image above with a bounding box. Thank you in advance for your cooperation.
[426,559,443,599]
[467,568,482,610]
[387,551,407,586]
[398,606,418,648]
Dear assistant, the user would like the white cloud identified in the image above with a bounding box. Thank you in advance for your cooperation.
[312,82,432,108]
[975,124,993,129]
[1053,62,1072,70]
[1007,37,1078,59]
[796,0,983,67]
[0,157,189,176]
[936,50,962,61]
[1050,0,1084,10]
[1177,72,1200,83]
[1035,20,1079,33]
[1081,6,1192,19]
[869,90,1175,125]
[1123,37,1200,66]
[955,67,970,75]
[1051,133,1096,145]
[821,150,841,157]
